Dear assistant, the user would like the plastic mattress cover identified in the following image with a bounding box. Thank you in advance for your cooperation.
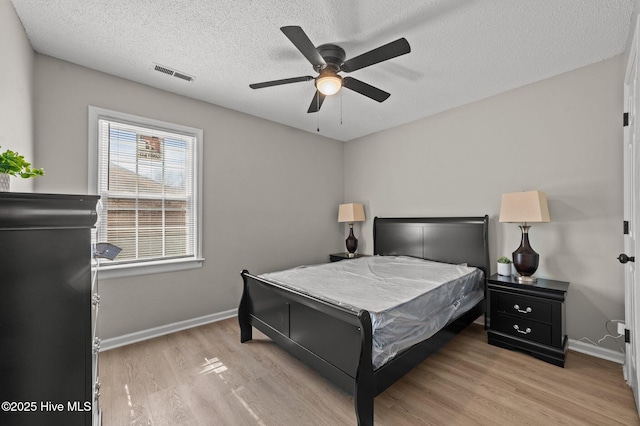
[259,256,484,368]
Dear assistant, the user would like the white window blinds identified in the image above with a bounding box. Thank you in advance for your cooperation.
[96,118,198,265]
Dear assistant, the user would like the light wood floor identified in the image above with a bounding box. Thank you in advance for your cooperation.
[99,318,639,425]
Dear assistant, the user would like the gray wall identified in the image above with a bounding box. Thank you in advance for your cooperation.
[345,55,625,351]
[33,55,345,339]
[1,0,34,192]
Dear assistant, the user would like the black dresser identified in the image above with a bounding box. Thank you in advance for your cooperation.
[0,192,99,426]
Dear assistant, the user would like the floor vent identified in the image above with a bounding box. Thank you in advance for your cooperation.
[153,63,195,82]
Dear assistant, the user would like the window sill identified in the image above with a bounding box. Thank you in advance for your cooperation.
[96,257,204,280]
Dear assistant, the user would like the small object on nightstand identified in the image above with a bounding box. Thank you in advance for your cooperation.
[329,253,370,262]
[486,273,569,367]
[497,256,513,276]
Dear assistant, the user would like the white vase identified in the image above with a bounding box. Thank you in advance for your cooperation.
[0,174,9,192]
[497,262,512,276]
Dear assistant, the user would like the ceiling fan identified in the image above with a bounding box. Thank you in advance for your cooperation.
[250,26,411,113]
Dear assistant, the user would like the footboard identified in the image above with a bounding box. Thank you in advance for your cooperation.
[239,270,374,425]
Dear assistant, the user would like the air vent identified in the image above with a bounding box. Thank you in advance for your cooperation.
[154,65,174,75]
[173,72,193,82]
[153,63,195,82]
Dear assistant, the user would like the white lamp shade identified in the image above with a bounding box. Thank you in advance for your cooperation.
[338,203,366,223]
[316,74,342,96]
[499,190,551,223]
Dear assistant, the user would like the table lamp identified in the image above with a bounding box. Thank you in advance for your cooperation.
[338,203,366,257]
[499,191,550,283]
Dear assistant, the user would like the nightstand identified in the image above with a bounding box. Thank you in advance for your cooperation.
[487,273,569,367]
[329,253,369,262]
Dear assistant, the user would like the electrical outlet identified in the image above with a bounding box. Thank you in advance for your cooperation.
[618,322,626,336]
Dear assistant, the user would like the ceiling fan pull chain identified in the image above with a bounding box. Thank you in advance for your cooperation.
[317,104,320,132]
[341,90,343,125]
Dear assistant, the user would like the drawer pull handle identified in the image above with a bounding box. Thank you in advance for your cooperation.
[513,324,532,334]
[513,304,532,314]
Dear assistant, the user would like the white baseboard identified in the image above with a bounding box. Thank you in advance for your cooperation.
[100,309,237,351]
[99,310,627,366]
[568,338,625,364]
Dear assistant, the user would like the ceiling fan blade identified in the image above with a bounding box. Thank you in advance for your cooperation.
[307,90,326,113]
[343,77,390,102]
[341,38,411,73]
[249,76,313,89]
[281,26,326,68]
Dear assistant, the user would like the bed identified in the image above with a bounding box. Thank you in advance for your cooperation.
[238,216,489,425]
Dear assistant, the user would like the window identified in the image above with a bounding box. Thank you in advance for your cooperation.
[89,107,203,278]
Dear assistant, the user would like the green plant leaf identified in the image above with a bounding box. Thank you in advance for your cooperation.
[0,146,44,178]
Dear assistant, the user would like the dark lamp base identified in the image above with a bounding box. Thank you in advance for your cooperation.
[513,225,540,281]
[345,224,358,256]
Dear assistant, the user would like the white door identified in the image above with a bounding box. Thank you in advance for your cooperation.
[623,14,640,416]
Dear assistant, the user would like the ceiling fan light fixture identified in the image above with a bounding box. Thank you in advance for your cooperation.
[316,73,342,96]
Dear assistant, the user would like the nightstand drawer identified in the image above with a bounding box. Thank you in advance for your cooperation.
[494,315,552,346]
[495,292,552,323]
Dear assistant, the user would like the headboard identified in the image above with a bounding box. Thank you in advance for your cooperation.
[373,216,489,277]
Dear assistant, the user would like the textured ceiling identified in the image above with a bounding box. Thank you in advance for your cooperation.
[10,0,636,141]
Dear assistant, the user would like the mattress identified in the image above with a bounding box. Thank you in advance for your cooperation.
[259,256,484,368]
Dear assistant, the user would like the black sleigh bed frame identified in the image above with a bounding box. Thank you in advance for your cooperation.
[239,216,489,425]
